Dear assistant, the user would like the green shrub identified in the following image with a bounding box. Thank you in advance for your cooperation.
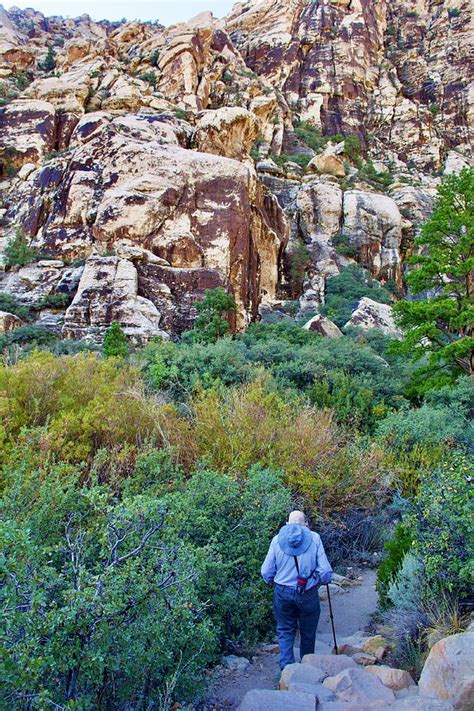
[3,229,40,267]
[33,292,72,310]
[293,121,328,153]
[376,377,473,449]
[287,237,312,296]
[168,466,292,643]
[408,454,473,597]
[137,70,157,87]
[448,8,460,18]
[103,321,129,358]
[0,292,32,321]
[332,231,358,258]
[344,135,362,166]
[149,49,160,66]
[173,108,190,120]
[38,44,56,72]
[0,481,217,708]
[387,552,423,610]
[189,287,237,344]
[272,153,311,168]
[358,160,395,190]
[0,351,163,463]
[376,523,413,608]
[164,376,388,514]
[0,325,56,351]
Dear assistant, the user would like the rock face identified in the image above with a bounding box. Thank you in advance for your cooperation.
[63,256,168,342]
[418,630,474,711]
[227,0,472,171]
[7,112,287,337]
[193,107,259,160]
[0,1,471,341]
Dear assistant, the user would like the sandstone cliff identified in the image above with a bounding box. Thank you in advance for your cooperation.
[0,1,471,341]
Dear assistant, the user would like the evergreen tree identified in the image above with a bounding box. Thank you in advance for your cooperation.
[192,288,237,344]
[39,44,56,72]
[3,229,39,268]
[103,321,129,358]
[392,168,473,377]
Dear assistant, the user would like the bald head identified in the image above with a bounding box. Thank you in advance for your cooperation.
[288,510,306,525]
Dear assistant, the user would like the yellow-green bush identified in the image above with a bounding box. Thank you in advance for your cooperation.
[162,376,390,514]
[0,350,162,463]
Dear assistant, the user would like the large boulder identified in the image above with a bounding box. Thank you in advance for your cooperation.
[345,297,401,338]
[323,667,396,708]
[303,314,342,338]
[308,154,345,178]
[342,191,403,283]
[279,662,325,690]
[418,630,474,711]
[288,681,336,702]
[0,310,22,333]
[302,653,357,678]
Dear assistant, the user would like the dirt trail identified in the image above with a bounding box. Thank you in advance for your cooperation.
[203,569,378,710]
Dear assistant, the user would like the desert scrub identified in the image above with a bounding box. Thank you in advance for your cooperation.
[163,375,390,514]
[2,229,40,267]
[0,293,32,321]
[0,351,164,463]
[344,135,362,167]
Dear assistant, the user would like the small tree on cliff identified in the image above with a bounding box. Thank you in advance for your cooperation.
[392,167,474,379]
[39,44,56,73]
[192,288,237,344]
[103,321,129,358]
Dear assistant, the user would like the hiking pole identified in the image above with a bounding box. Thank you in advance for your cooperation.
[326,584,338,654]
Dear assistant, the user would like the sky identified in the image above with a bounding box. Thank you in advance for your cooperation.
[8,1,237,25]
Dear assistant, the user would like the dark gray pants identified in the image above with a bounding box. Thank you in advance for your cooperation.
[273,583,320,670]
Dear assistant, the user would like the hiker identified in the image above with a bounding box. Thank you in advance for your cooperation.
[261,510,333,670]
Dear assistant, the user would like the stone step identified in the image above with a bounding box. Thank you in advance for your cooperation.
[237,689,316,711]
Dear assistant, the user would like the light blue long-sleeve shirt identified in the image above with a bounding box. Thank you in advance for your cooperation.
[261,530,333,590]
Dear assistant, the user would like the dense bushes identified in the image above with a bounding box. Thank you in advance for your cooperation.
[0,351,162,464]
[140,320,413,433]
[173,377,389,513]
[1,463,215,707]
[0,427,292,707]
[376,454,473,676]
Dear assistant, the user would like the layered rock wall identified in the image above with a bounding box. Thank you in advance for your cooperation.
[0,1,471,340]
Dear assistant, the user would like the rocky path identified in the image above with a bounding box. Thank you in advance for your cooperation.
[203,570,378,710]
